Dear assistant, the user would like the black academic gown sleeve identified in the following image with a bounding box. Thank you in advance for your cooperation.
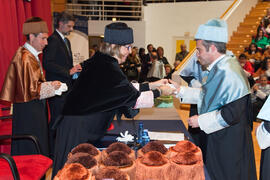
[221,94,253,129]
[62,52,140,116]
[260,121,270,180]
[205,94,257,180]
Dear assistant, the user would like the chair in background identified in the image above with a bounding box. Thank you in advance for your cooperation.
[0,106,12,154]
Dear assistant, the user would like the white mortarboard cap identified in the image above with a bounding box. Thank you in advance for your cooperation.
[195,18,228,43]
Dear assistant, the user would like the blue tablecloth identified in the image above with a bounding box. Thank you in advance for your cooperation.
[97,120,211,180]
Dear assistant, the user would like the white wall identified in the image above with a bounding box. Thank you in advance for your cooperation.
[143,1,232,64]
[68,30,89,64]
[88,0,258,65]
[88,21,146,50]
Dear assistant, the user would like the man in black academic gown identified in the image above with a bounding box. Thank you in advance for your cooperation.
[171,19,257,180]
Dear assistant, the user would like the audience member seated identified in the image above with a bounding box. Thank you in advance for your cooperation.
[257,19,269,38]
[253,57,270,81]
[89,49,95,58]
[175,44,189,62]
[166,60,181,80]
[262,45,270,60]
[244,43,262,71]
[239,53,256,87]
[164,64,173,79]
[147,50,166,82]
[251,74,270,121]
[263,8,270,29]
[252,29,270,50]
[239,53,254,77]
[157,46,169,65]
[138,48,146,63]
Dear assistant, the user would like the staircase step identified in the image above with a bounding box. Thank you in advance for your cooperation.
[244,16,262,23]
[240,21,260,26]
[237,26,257,31]
[229,37,252,43]
[227,1,269,58]
[232,32,253,38]
[227,43,249,49]
[235,28,257,35]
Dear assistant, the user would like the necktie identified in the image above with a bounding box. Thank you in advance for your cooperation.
[64,38,71,56]
[201,70,209,84]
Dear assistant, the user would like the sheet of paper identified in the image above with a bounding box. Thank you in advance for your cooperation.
[148,131,184,141]
[257,96,270,121]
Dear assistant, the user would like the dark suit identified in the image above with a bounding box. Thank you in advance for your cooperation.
[43,30,73,158]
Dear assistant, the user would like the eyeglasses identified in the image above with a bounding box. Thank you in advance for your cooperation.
[124,45,132,50]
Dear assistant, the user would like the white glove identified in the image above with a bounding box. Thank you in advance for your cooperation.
[55,83,68,96]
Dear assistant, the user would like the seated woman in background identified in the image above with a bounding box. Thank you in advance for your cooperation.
[251,74,270,122]
[262,45,270,60]
[253,57,270,81]
[164,64,173,79]
[252,29,270,50]
[257,19,269,38]
[244,43,262,71]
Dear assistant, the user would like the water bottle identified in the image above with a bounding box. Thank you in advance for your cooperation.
[142,129,150,146]
[137,122,144,145]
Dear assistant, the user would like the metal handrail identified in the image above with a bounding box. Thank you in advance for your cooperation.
[66,0,143,21]
[175,0,239,72]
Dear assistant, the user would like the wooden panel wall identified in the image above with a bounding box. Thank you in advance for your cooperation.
[51,0,66,12]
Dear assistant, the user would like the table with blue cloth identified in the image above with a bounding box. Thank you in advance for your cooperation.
[97,107,211,180]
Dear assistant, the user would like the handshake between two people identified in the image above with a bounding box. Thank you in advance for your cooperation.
[149,79,180,96]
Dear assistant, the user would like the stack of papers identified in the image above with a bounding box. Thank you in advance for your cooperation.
[148,131,184,142]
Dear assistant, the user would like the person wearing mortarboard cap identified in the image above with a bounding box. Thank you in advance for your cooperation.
[170,18,257,180]
[51,22,175,177]
[0,17,64,157]
[256,95,270,180]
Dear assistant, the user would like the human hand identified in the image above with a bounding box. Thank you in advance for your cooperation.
[51,81,61,90]
[74,64,82,72]
[149,79,168,90]
[158,85,175,96]
[168,79,180,89]
[69,65,82,75]
[253,84,259,91]
[188,115,199,128]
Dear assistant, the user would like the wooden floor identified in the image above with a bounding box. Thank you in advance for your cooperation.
[177,104,261,180]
